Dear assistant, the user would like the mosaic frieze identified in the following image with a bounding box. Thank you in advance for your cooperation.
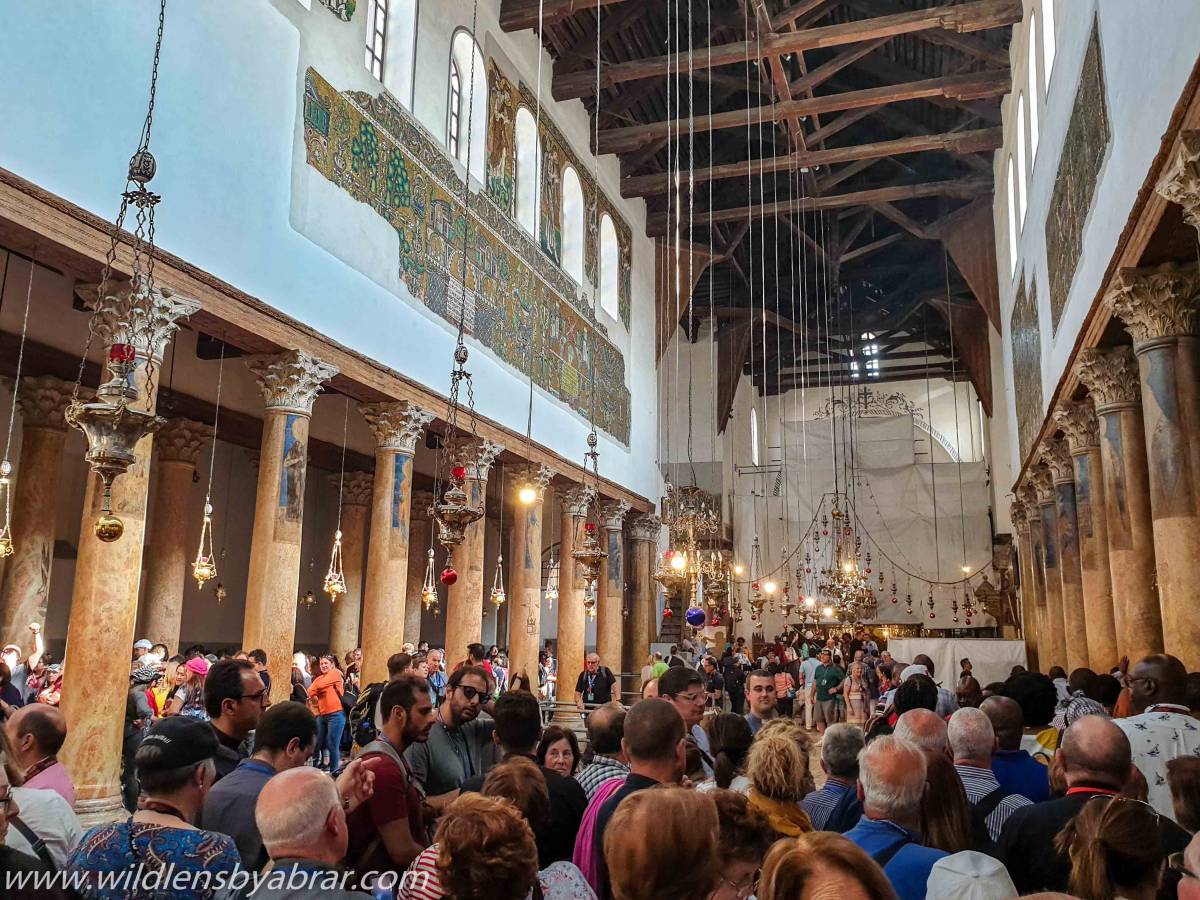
[302,68,631,443]
[1045,19,1110,332]
[317,0,355,21]
[1011,277,1044,463]
[486,60,516,215]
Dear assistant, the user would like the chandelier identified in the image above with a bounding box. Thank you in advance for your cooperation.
[571,433,607,597]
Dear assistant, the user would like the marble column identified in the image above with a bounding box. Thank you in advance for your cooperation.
[358,402,432,685]
[1106,263,1200,668]
[242,350,338,701]
[597,500,631,691]
[1076,348,1163,663]
[1016,482,1048,663]
[61,280,200,824]
[0,377,75,639]
[507,465,555,683]
[327,471,373,658]
[1030,464,1067,671]
[444,438,502,668]
[1009,499,1040,672]
[1055,400,1118,672]
[554,483,595,718]
[1040,439,1089,673]
[405,490,436,648]
[627,515,662,685]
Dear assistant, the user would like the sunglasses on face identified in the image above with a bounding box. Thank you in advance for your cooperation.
[458,684,483,702]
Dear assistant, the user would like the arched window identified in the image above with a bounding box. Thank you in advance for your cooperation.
[382,0,419,107]
[1028,13,1040,161]
[1008,156,1019,276]
[364,0,389,80]
[599,215,619,319]
[750,407,760,466]
[1042,0,1057,89]
[514,106,541,234]
[447,30,488,183]
[1016,93,1028,224]
[561,165,585,283]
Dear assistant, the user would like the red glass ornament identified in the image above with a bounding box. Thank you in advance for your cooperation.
[928,612,936,619]
[585,522,597,533]
[751,582,760,592]
[110,343,135,362]
[822,529,828,536]
[891,596,898,604]
[710,617,720,627]
[662,607,673,619]
[866,568,872,574]
[439,567,458,586]
[450,465,467,482]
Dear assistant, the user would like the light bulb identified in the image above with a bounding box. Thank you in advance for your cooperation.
[822,606,834,618]
[670,553,687,571]
[961,564,971,574]
[843,562,854,573]
[518,485,537,505]
[804,595,815,608]
[733,563,745,576]
[763,580,777,595]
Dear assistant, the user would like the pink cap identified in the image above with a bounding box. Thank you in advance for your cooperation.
[185,657,210,676]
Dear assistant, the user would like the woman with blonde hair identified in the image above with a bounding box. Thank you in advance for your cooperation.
[745,727,814,836]
[758,831,898,900]
[844,661,868,726]
[1056,795,1165,900]
[604,786,719,900]
[163,657,208,720]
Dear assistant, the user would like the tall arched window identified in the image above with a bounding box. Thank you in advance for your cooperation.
[1042,0,1057,89]
[1016,93,1028,224]
[514,106,540,234]
[750,407,760,466]
[382,0,419,107]
[599,214,619,319]
[447,30,488,183]
[561,166,585,283]
[1028,13,1040,161]
[364,0,389,80]
[1008,156,1019,276]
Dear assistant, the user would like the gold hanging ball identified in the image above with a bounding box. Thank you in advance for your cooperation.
[94,514,124,543]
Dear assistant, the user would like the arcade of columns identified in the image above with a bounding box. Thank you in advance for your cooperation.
[1012,132,1200,674]
[0,285,661,823]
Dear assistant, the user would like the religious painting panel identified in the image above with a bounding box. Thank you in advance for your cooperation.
[1010,276,1044,464]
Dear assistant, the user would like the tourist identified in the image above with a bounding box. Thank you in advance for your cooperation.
[1,727,80,870]
[639,653,655,690]
[757,831,898,900]
[1056,794,1166,900]
[948,707,1032,843]
[640,678,658,699]
[702,656,725,709]
[844,735,949,900]
[924,851,1017,900]
[802,723,864,830]
[345,674,435,878]
[1005,671,1060,762]
[0,737,67,892]
[604,787,719,900]
[955,676,983,709]
[1049,666,1070,702]
[426,647,447,705]
[574,652,616,711]
[695,712,753,794]
[1177,832,1200,899]
[574,702,629,801]
[981,695,1050,802]
[306,654,346,772]
[918,752,974,855]
[769,654,795,718]
[659,666,710,776]
[813,649,846,734]
[292,652,312,690]
[5,704,74,807]
[404,664,494,808]
[247,648,271,701]
[1,623,43,706]
[164,655,209,719]
[1115,653,1200,818]
[845,661,868,726]
[205,657,266,780]
[744,727,814,836]
[122,665,158,810]
[66,717,241,899]
[457,642,493,678]
[663,645,685,668]
[709,789,776,900]
[744,669,778,735]
[959,658,973,683]
[894,708,949,757]
[799,647,822,729]
[537,725,581,778]
[722,654,746,715]
[911,655,957,718]
[1170,757,1200,833]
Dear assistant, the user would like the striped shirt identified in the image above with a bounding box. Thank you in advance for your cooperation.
[801,780,852,831]
[574,755,630,802]
[955,763,1033,842]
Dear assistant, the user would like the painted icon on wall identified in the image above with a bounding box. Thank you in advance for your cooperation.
[279,414,307,523]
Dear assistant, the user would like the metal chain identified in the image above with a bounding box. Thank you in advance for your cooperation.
[3,254,36,462]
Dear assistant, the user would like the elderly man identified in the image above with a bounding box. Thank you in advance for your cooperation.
[5,704,73,807]
[801,723,864,831]
[947,707,1031,843]
[425,647,447,705]
[575,652,616,710]
[1114,654,1200,818]
[894,708,948,757]
[574,702,629,800]
[982,695,1050,803]
[844,735,948,900]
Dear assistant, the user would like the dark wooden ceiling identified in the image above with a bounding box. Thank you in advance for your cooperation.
[499,0,1018,418]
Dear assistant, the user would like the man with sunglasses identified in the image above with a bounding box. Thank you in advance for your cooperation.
[204,658,267,781]
[404,664,495,812]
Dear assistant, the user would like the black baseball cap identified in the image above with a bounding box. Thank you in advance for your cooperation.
[137,717,218,774]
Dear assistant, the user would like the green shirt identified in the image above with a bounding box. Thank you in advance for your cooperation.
[404,713,495,797]
[651,661,669,679]
[814,664,845,702]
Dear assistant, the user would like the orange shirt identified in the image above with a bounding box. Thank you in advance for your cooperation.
[308,669,345,716]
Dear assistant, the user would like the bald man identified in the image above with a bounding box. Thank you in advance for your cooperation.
[5,704,73,807]
[983,695,1049,803]
[998,714,1189,894]
[575,702,629,800]
[893,708,948,757]
[1115,654,1199,818]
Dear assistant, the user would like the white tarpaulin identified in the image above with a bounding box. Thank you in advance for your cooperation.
[886,638,1028,688]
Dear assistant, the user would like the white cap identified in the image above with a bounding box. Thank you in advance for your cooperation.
[925,851,1017,900]
[804,631,813,639]
[899,663,929,682]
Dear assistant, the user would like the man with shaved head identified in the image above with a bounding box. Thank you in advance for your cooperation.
[893,708,948,757]
[998,713,1189,893]
[5,703,73,807]
[1114,653,1198,818]
[574,702,629,800]
[983,695,1050,802]
[948,707,1031,842]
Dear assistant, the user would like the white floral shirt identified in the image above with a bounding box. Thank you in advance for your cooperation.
[1114,704,1200,819]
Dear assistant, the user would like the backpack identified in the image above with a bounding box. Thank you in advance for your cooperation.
[968,786,1009,856]
[350,681,385,749]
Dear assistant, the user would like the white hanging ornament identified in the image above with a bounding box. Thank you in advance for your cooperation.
[421,548,440,613]
[192,500,217,588]
[490,553,507,607]
[323,529,347,600]
[0,460,13,558]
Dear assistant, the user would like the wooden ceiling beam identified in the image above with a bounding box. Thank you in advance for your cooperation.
[840,231,908,263]
[869,201,936,240]
[790,37,890,95]
[553,0,1022,99]
[844,0,1010,66]
[500,0,632,32]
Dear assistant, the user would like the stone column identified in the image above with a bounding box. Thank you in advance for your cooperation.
[1055,400,1118,672]
[358,402,432,685]
[554,483,595,718]
[1009,498,1039,672]
[242,351,338,701]
[507,465,555,682]
[627,515,662,686]
[444,438,502,668]
[1039,439,1089,673]
[1016,482,1048,661]
[405,490,436,647]
[1029,464,1067,671]
[327,471,373,658]
[1076,348,1163,663]
[1106,263,1200,668]
[0,377,75,639]
[61,280,200,824]
[597,500,631,691]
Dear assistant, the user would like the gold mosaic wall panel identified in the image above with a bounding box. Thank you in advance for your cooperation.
[1011,276,1044,462]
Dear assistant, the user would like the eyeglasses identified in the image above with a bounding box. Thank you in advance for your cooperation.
[672,691,706,705]
[0,788,12,811]
[1171,852,1198,879]
[241,688,268,704]
[458,684,483,702]
[717,868,759,900]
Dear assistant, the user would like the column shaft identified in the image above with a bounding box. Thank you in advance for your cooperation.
[1035,494,1067,672]
[328,487,370,658]
[598,501,631,690]
[627,515,661,687]
[1040,442,1089,673]
[554,486,593,702]
[1012,515,1039,672]
[404,504,433,652]
[507,468,553,682]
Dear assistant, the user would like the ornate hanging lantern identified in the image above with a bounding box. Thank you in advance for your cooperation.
[571,431,607,598]
[299,589,317,609]
[433,463,484,553]
[192,502,218,588]
[490,552,507,607]
[0,461,12,559]
[421,548,440,612]
[544,553,560,607]
[323,529,347,600]
[213,582,227,603]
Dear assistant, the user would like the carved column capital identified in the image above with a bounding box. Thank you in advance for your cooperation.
[599,500,633,531]
[359,401,433,453]
[1038,439,1074,484]
[79,276,201,361]
[155,418,213,465]
[560,484,597,518]
[246,350,338,415]
[1029,464,1055,505]
[450,437,503,482]
[1157,130,1200,232]
[510,463,556,502]
[1106,261,1200,344]
[628,514,663,543]
[1015,481,1039,510]
[1053,401,1100,454]
[1010,498,1031,533]
[17,376,84,431]
[411,489,438,519]
[334,471,375,507]
[1075,347,1141,412]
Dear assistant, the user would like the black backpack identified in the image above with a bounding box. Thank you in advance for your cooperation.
[968,786,1009,856]
[350,681,385,748]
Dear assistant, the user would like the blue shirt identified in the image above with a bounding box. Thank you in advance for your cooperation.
[844,817,947,900]
[801,780,852,831]
[745,711,777,735]
[990,748,1051,803]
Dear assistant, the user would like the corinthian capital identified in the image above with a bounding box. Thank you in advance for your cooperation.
[1010,498,1031,533]
[334,470,375,507]
[628,514,663,543]
[79,276,201,361]
[246,350,338,415]
[1028,464,1055,504]
[600,500,633,531]
[155,418,213,465]
[450,437,503,481]
[359,401,433,453]
[1106,261,1200,344]
[510,463,556,502]
[1157,130,1200,232]
[1075,347,1140,411]
[1038,439,1074,484]
[560,484,597,518]
[1053,401,1100,454]
[17,376,83,431]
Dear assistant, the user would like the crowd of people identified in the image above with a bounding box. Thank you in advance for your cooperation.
[3,623,1200,900]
